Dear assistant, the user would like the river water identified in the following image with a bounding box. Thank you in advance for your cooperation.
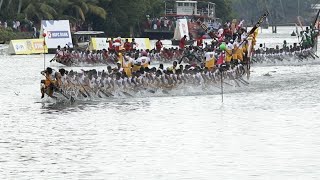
[1,27,320,179]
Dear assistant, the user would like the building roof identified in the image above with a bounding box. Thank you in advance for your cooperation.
[73,31,105,35]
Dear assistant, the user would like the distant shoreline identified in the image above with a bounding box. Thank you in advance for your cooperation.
[0,28,33,44]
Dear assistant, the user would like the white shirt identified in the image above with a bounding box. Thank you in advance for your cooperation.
[139,56,150,66]
[227,42,234,50]
[205,52,215,61]
[233,41,243,49]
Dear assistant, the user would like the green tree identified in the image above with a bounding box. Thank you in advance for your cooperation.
[23,0,58,22]
[56,0,107,22]
[93,0,163,36]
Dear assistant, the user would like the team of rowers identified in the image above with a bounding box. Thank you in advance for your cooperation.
[253,41,317,63]
[53,26,255,67]
[42,25,258,98]
[40,59,249,99]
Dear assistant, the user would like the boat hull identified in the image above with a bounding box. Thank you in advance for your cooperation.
[171,39,194,46]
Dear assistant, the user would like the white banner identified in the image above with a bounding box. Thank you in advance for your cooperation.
[40,20,73,49]
[178,19,190,40]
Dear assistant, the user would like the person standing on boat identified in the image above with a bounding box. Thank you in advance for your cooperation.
[196,36,203,48]
[113,37,122,52]
[121,53,134,77]
[225,39,234,64]
[204,48,215,70]
[124,39,131,52]
[305,27,313,47]
[108,38,114,51]
[232,37,244,63]
[155,39,163,53]
[179,35,187,49]
[131,38,137,50]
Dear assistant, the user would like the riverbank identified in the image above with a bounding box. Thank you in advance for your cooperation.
[0,28,33,44]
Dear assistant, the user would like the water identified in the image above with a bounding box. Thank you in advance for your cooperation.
[1,27,320,179]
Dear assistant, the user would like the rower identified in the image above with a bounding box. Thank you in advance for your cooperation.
[167,61,178,74]
[40,67,59,98]
[58,68,68,89]
[106,66,113,75]
[55,45,63,59]
[158,64,164,73]
[132,56,142,73]
[140,51,151,68]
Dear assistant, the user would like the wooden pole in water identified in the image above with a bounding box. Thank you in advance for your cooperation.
[43,45,45,70]
[43,33,47,70]
[220,70,224,103]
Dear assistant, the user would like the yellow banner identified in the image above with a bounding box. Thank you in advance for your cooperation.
[122,38,151,50]
[9,39,48,55]
[90,38,151,51]
[90,38,109,51]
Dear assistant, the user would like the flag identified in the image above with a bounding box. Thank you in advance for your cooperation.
[237,20,245,30]
[216,52,224,65]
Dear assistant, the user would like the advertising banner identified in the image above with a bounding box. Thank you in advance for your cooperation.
[40,20,73,49]
[8,39,48,55]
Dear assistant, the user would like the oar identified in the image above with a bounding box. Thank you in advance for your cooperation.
[86,85,102,98]
[98,88,110,97]
[162,89,169,94]
[80,78,103,98]
[147,89,156,94]
[238,77,250,85]
[137,86,156,94]
[49,57,57,62]
[58,89,75,102]
[103,89,114,97]
[77,79,91,98]
[227,72,241,87]
[67,79,87,98]
[310,51,319,58]
[121,91,133,97]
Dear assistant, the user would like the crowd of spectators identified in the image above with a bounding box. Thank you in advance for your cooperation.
[0,19,38,38]
[144,17,175,31]
[70,21,94,32]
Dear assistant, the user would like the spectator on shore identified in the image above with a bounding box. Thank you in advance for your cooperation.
[32,26,37,38]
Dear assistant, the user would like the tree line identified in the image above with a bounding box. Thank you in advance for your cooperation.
[232,0,319,26]
[0,0,234,36]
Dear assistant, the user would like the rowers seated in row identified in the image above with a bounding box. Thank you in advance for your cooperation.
[40,67,62,98]
[55,45,71,62]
